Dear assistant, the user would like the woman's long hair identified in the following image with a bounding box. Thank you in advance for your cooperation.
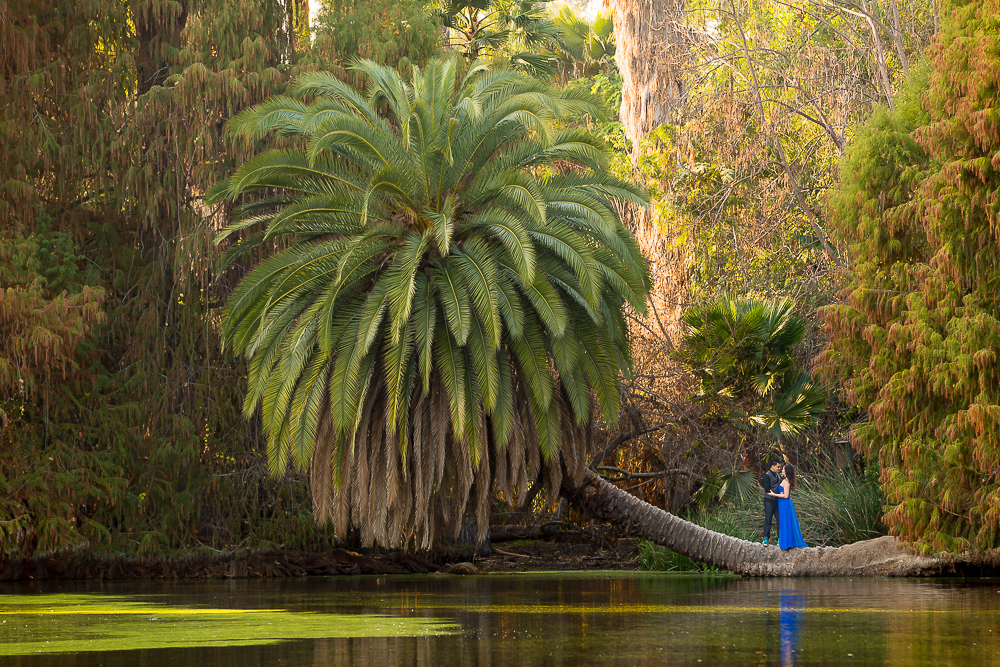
[783,464,797,491]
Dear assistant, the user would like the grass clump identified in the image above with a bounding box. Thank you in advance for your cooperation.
[792,464,887,545]
[635,539,721,572]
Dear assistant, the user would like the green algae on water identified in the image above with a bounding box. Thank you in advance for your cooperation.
[0,594,457,655]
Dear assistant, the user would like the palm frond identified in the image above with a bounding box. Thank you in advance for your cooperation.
[213,55,652,548]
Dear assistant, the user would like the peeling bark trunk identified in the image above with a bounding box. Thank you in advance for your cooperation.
[607,0,686,158]
[564,470,996,577]
[607,1,691,348]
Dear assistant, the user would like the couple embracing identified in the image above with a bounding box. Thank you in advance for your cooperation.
[761,459,807,550]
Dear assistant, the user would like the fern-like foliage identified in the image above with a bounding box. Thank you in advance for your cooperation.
[821,1,1000,553]
[211,57,651,548]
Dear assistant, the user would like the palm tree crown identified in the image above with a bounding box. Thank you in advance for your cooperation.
[211,57,650,548]
[435,0,560,74]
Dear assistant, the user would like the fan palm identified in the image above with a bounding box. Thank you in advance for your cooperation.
[435,0,560,75]
[552,8,615,79]
[210,57,651,549]
[677,296,826,442]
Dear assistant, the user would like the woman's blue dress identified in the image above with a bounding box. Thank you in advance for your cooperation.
[777,494,808,549]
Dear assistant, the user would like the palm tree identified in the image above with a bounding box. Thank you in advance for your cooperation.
[552,7,615,80]
[677,296,826,444]
[434,0,561,75]
[210,57,651,549]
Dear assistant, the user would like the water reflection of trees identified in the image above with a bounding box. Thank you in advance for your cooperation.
[297,576,1000,667]
[10,576,993,666]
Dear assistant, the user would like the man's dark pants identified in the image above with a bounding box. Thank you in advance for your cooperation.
[763,497,779,541]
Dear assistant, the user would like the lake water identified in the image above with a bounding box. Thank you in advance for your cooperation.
[1,572,997,665]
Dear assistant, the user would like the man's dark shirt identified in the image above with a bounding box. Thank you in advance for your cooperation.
[762,470,782,502]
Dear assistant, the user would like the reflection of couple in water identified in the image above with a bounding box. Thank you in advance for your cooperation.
[779,591,804,666]
[761,459,808,549]
[764,585,805,666]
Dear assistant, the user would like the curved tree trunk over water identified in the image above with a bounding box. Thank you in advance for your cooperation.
[564,470,995,576]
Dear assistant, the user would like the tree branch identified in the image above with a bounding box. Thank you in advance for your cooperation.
[727,0,843,267]
[597,466,706,482]
[588,423,669,469]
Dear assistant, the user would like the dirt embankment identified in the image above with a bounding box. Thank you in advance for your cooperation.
[0,549,441,581]
[0,530,640,581]
[5,530,994,581]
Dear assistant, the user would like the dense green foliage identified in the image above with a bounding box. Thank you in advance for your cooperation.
[312,0,443,83]
[0,0,443,558]
[0,0,636,560]
[821,0,1000,552]
[212,57,651,548]
[677,297,826,444]
[434,0,560,73]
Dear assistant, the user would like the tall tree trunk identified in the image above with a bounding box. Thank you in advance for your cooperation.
[607,0,686,159]
[887,0,909,77]
[563,470,992,576]
[859,0,896,110]
[607,0,691,349]
[288,0,310,58]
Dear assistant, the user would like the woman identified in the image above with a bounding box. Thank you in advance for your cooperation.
[767,464,808,549]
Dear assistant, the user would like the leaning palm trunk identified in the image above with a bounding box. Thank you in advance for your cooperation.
[563,470,991,576]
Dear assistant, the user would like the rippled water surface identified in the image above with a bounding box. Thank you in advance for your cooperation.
[1,572,998,665]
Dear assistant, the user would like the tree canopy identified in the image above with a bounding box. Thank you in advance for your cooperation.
[821,0,1000,552]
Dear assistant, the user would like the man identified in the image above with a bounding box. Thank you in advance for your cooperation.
[761,459,782,545]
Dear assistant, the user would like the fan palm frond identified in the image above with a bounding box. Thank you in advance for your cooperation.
[678,296,827,443]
